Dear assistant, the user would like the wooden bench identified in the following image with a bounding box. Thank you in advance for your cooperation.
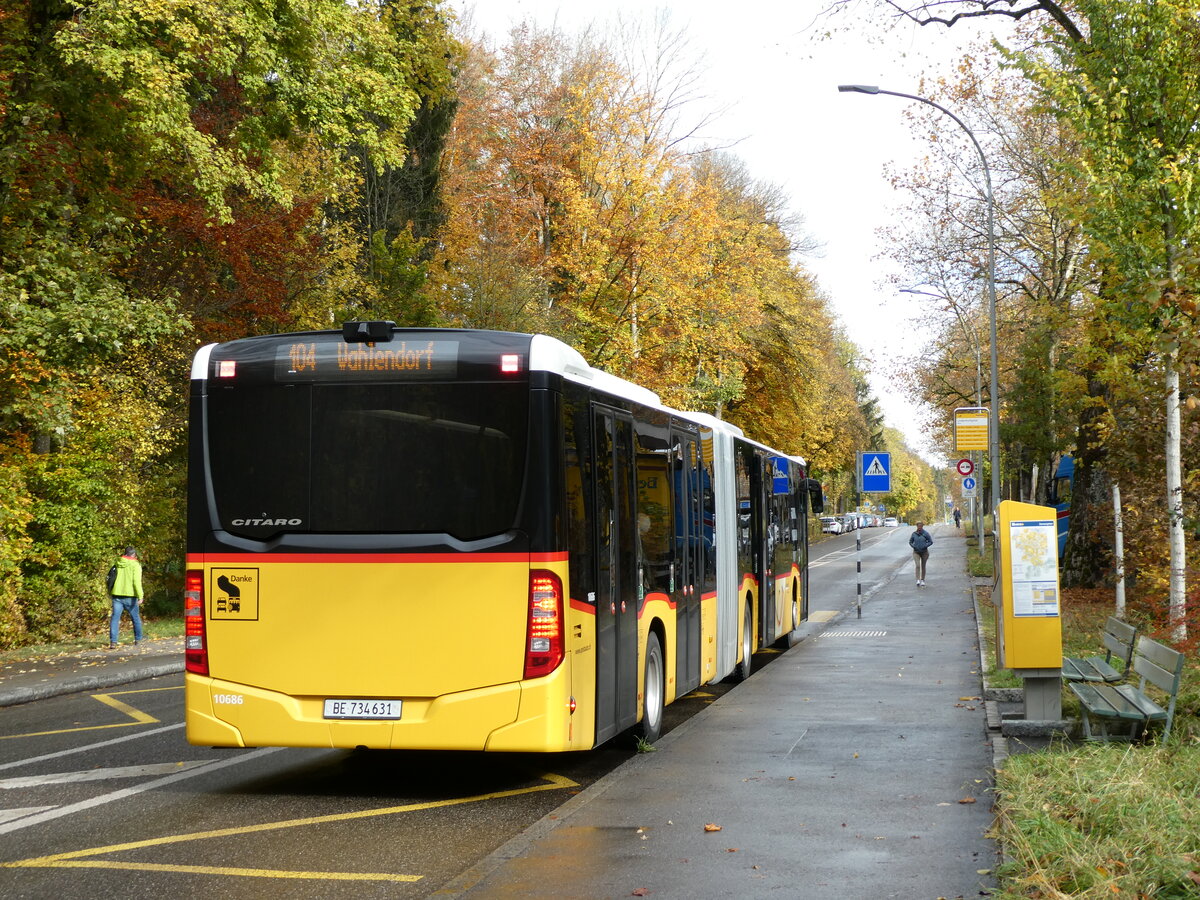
[1069,636,1186,744]
[1061,616,1137,683]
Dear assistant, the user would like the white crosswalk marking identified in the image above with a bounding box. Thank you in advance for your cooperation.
[0,806,55,825]
[0,761,213,790]
[0,747,281,836]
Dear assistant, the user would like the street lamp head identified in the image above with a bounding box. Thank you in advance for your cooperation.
[838,84,881,94]
[900,287,942,299]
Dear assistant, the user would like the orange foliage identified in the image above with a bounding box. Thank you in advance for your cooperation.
[124,186,323,342]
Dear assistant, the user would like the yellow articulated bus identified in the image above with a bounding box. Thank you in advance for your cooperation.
[184,324,823,751]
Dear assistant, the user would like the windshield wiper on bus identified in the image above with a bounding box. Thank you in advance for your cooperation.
[355,409,511,441]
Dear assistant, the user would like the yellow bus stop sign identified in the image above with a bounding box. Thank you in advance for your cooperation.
[954,407,988,452]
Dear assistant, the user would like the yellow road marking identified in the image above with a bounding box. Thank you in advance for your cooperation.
[2,771,579,883]
[90,693,159,725]
[808,610,839,623]
[26,860,421,882]
[0,687,176,740]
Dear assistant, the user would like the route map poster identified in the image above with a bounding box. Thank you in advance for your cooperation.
[1008,520,1060,617]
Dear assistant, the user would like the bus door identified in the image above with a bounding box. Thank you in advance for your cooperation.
[673,430,703,696]
[793,476,810,623]
[594,406,639,743]
[754,451,774,646]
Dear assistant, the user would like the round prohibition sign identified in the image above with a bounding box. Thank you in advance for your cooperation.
[956,458,974,477]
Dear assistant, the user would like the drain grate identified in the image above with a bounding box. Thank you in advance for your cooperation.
[821,630,887,638]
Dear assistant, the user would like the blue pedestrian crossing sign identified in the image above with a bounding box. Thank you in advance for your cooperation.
[859,451,892,493]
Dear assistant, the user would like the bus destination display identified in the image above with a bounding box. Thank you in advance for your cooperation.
[274,340,459,381]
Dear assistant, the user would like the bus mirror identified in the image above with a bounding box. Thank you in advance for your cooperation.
[806,479,825,514]
[342,320,397,343]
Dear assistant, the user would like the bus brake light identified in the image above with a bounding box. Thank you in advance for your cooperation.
[500,354,521,374]
[524,571,564,679]
[184,569,209,676]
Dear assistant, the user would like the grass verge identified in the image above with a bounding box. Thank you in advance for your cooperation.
[992,743,1200,898]
[984,585,1200,898]
[0,616,184,664]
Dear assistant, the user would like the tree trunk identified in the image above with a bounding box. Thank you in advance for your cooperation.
[1061,375,1110,588]
[1165,350,1187,641]
[1112,482,1126,619]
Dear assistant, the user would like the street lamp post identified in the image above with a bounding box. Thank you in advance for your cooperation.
[839,84,1002,523]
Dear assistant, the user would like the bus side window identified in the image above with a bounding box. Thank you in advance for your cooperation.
[635,421,673,595]
[564,394,594,604]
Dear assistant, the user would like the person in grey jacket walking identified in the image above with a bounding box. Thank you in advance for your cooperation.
[909,523,933,585]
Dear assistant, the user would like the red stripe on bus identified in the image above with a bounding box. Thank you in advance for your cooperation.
[569,597,595,614]
[638,591,677,616]
[186,551,569,565]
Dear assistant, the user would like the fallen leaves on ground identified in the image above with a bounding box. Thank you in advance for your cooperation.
[703,823,721,832]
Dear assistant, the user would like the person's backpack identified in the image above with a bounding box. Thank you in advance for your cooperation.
[106,564,118,594]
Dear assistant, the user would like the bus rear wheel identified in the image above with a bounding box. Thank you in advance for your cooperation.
[785,591,803,648]
[634,632,664,745]
[735,600,753,681]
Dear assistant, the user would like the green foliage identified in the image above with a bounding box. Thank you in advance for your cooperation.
[51,0,423,219]
[0,462,33,646]
[367,228,436,326]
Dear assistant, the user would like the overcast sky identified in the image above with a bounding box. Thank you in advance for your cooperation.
[450,1,1005,460]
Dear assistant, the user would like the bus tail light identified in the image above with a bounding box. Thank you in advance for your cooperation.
[184,569,209,676]
[524,571,564,679]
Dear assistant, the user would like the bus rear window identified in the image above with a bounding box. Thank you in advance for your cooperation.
[206,381,528,540]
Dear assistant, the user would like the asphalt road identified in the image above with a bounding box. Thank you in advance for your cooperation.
[0,525,914,898]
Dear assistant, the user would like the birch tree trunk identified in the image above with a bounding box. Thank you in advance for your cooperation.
[1112,482,1125,619]
[1165,350,1187,641]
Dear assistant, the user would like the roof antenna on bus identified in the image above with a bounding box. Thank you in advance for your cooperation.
[342,320,396,343]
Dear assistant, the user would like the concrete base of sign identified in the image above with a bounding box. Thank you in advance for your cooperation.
[999,715,1072,739]
[1014,668,1063,720]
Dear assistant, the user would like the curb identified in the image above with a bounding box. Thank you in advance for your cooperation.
[0,659,184,708]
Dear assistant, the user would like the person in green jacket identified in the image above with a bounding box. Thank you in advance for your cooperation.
[109,546,144,649]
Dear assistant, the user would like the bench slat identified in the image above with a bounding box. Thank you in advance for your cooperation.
[1111,684,1166,720]
[1061,617,1136,684]
[1070,683,1147,721]
[1061,656,1121,683]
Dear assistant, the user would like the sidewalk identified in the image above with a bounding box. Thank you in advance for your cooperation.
[0,637,184,707]
[441,528,1004,898]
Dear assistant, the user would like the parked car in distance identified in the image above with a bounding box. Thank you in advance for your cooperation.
[820,516,843,534]
[840,514,857,532]
[884,516,899,527]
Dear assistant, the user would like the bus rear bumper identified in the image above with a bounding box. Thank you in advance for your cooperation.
[184,673,578,751]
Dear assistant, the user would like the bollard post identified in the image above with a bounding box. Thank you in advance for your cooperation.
[856,525,862,619]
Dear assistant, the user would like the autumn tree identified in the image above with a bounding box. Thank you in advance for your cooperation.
[0,0,448,645]
[873,0,1200,633]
